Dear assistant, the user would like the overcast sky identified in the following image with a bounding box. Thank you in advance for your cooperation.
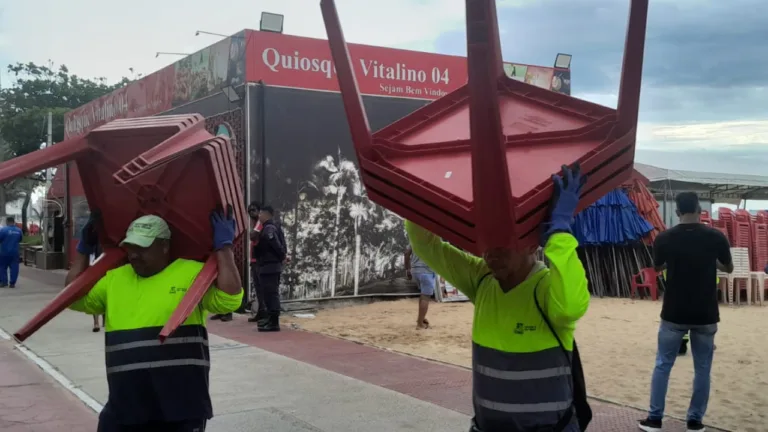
[1,0,766,174]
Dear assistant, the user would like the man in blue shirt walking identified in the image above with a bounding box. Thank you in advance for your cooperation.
[0,216,22,288]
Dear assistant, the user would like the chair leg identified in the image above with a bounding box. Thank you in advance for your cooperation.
[746,279,752,305]
[728,279,734,306]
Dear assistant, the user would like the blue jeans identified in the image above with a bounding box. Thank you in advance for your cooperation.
[413,272,436,296]
[648,319,717,422]
[0,255,19,286]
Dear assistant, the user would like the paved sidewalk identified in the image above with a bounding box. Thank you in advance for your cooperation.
[1,268,726,431]
[0,273,467,432]
[210,317,719,432]
[0,339,96,431]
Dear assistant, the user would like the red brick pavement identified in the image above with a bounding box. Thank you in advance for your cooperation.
[0,341,96,432]
[210,316,727,432]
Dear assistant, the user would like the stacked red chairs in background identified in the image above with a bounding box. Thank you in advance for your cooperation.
[701,210,712,225]
[734,210,754,252]
[718,208,737,244]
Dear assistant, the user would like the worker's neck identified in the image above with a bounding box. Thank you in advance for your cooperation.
[678,214,700,224]
[499,260,537,293]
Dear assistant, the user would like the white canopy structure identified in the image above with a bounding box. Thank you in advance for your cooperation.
[635,162,768,201]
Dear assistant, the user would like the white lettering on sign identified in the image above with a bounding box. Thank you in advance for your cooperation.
[65,93,130,138]
[260,47,452,87]
[262,48,335,79]
[359,60,427,83]
[379,84,448,98]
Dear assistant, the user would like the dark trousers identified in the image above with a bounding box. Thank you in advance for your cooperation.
[0,255,19,286]
[98,413,206,432]
[251,263,265,315]
[259,272,281,315]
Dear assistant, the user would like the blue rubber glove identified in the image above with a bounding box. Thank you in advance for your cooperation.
[76,210,101,256]
[541,163,586,244]
[211,205,237,251]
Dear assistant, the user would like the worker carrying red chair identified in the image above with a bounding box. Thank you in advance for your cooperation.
[67,208,244,432]
[406,164,592,432]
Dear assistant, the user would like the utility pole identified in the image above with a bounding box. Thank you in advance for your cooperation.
[42,111,52,254]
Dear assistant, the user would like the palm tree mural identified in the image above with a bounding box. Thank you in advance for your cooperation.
[279,148,408,300]
[314,147,361,297]
[349,201,369,295]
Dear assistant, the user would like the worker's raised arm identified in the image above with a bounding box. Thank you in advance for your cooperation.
[542,233,589,326]
[405,221,486,301]
[204,246,244,314]
[204,207,244,315]
[211,207,244,296]
[537,164,590,326]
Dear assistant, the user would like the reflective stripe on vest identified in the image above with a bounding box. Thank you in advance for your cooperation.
[472,342,573,430]
[105,325,210,374]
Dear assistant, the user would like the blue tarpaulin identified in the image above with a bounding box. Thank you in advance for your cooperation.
[572,189,654,246]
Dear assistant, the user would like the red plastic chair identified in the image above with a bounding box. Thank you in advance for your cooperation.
[631,268,660,300]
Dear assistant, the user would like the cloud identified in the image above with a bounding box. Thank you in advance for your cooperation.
[434,0,768,123]
[638,120,768,150]
[0,0,490,85]
[3,0,765,169]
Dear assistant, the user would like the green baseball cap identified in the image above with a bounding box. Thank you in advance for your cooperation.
[120,215,171,248]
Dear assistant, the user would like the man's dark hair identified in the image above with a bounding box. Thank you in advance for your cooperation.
[261,205,275,216]
[675,192,700,215]
[248,201,261,212]
[5,216,14,224]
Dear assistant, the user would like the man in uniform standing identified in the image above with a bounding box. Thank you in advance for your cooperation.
[67,209,243,431]
[253,205,286,332]
[245,202,267,325]
[0,216,22,288]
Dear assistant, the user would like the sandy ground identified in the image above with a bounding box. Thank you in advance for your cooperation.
[285,298,768,432]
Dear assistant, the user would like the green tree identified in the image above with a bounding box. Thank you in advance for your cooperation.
[0,61,130,230]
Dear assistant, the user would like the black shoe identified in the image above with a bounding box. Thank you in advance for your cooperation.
[219,313,233,322]
[0,284,7,288]
[638,418,662,432]
[8,284,14,289]
[210,314,222,320]
[248,311,267,323]
[257,314,281,332]
[686,420,705,431]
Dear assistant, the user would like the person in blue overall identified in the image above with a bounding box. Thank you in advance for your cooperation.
[0,216,23,288]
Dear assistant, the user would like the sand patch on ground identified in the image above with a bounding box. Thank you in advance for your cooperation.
[285,297,768,431]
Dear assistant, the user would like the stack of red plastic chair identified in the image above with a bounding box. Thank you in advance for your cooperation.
[701,210,712,225]
[718,208,737,244]
[734,209,753,250]
[319,0,649,254]
[757,211,768,272]
[735,209,766,272]
[0,115,247,342]
[752,223,768,272]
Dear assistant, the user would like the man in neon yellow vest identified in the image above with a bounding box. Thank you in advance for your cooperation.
[406,164,590,432]
[68,210,243,431]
